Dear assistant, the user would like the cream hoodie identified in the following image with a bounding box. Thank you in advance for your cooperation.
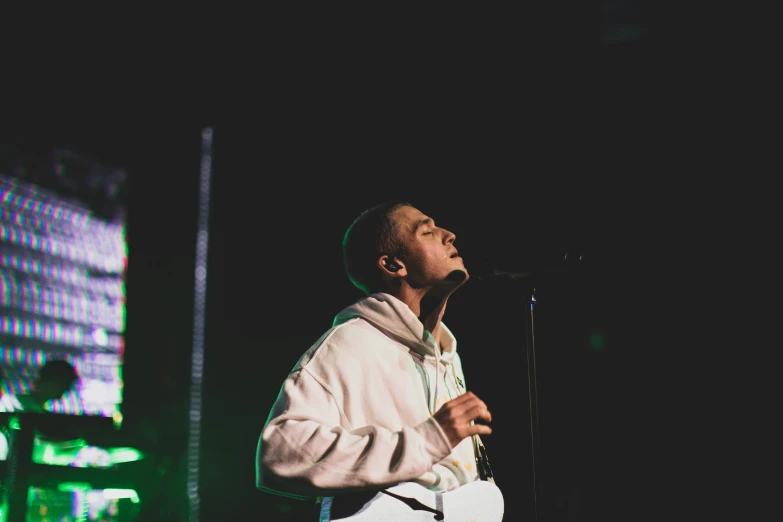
[256,292,482,500]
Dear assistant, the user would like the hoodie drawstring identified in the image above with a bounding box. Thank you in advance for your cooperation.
[432,343,441,415]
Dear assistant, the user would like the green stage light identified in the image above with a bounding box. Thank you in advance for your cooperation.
[587,330,607,352]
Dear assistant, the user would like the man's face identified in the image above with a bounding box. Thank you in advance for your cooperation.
[389,205,469,288]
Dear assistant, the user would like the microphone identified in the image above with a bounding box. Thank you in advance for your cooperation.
[473,251,590,282]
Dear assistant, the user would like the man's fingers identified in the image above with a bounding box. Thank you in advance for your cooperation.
[463,403,491,426]
[475,424,492,436]
[434,392,494,446]
[446,393,489,417]
[472,408,492,425]
[467,423,492,437]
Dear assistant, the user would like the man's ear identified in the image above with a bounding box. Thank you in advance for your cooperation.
[378,255,404,276]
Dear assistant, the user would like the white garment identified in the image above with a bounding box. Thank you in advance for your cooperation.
[0,394,44,413]
[0,394,24,461]
[257,292,481,500]
[0,429,7,460]
[0,394,24,412]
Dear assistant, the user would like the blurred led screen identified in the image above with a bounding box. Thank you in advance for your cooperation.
[0,146,126,422]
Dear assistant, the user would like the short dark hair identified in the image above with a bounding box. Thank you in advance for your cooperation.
[342,200,412,296]
[39,359,78,384]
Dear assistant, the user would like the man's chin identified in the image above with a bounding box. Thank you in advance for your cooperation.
[441,269,470,290]
[425,270,470,298]
[446,268,469,282]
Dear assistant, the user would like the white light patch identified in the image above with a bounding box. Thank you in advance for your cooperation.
[91,328,109,347]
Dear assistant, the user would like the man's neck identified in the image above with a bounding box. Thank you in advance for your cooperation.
[387,286,451,347]
[421,294,449,342]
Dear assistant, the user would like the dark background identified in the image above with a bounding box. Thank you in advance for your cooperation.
[0,6,710,521]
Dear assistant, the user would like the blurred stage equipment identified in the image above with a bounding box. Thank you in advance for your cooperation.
[0,144,145,522]
[186,127,213,522]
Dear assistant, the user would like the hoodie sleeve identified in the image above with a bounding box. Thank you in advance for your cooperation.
[256,365,453,498]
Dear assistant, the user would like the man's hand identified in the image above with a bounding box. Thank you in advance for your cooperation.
[432,391,492,448]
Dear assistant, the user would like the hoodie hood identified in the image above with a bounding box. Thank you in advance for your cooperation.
[333,292,457,363]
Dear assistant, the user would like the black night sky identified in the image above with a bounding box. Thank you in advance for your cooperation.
[2,10,727,522]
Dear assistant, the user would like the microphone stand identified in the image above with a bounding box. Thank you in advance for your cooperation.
[478,270,546,521]
[490,272,545,521]
[482,270,550,522]
[523,284,543,522]
[478,257,586,522]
